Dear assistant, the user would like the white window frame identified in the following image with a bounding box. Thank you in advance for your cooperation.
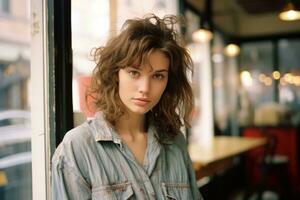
[31,0,51,199]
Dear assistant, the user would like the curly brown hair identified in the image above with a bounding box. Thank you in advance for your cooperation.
[87,14,194,143]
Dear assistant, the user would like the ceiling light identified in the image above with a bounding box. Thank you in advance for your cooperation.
[224,44,240,57]
[192,29,213,43]
[279,2,300,21]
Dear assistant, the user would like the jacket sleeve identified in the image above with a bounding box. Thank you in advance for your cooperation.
[174,132,204,200]
[51,145,91,200]
[186,151,204,200]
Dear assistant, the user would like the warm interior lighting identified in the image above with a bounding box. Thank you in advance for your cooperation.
[284,73,293,83]
[294,76,300,86]
[264,77,273,86]
[224,44,240,57]
[280,73,300,86]
[192,29,213,43]
[240,71,253,87]
[272,71,281,80]
[279,2,300,21]
[291,75,300,86]
[259,73,266,82]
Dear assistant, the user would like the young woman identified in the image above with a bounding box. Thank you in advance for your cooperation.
[52,14,203,200]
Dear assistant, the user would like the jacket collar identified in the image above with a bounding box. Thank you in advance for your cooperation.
[89,111,173,145]
[90,112,122,144]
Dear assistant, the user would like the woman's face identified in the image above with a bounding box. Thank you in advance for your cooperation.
[118,50,169,116]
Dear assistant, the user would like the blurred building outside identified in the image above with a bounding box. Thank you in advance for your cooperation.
[0,0,31,199]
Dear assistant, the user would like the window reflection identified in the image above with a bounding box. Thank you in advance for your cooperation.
[0,0,10,14]
[279,39,300,125]
[0,0,31,199]
[237,40,300,127]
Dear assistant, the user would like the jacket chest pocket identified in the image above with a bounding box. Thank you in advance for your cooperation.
[92,181,134,200]
[162,182,191,200]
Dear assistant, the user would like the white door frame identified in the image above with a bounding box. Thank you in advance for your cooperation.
[31,0,51,199]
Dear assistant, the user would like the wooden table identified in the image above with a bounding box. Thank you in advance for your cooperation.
[189,136,266,179]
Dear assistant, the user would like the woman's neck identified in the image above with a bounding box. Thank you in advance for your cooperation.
[115,112,146,140]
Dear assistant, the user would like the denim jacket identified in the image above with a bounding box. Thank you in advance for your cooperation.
[52,112,203,200]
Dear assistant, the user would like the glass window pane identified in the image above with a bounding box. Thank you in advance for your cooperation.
[0,0,31,199]
[278,39,300,125]
[0,0,10,14]
[240,41,274,107]
[71,0,110,124]
[116,0,178,30]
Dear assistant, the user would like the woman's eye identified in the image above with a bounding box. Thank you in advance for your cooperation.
[153,74,165,80]
[129,70,140,78]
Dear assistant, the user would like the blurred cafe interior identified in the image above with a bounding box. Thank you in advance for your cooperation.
[0,0,300,199]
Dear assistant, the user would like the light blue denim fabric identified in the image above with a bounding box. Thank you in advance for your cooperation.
[52,112,203,200]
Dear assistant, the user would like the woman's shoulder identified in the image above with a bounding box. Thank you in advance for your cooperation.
[52,121,96,163]
[62,122,93,144]
[161,132,193,172]
[162,132,188,154]
[172,131,188,150]
[51,122,96,185]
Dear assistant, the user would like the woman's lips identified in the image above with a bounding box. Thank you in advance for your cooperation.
[132,98,150,106]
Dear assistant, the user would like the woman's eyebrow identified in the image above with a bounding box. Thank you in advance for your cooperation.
[128,66,140,70]
[154,69,168,73]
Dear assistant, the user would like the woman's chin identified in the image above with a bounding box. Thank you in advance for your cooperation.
[127,106,151,116]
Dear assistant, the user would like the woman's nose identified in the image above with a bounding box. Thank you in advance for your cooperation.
[138,77,150,94]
